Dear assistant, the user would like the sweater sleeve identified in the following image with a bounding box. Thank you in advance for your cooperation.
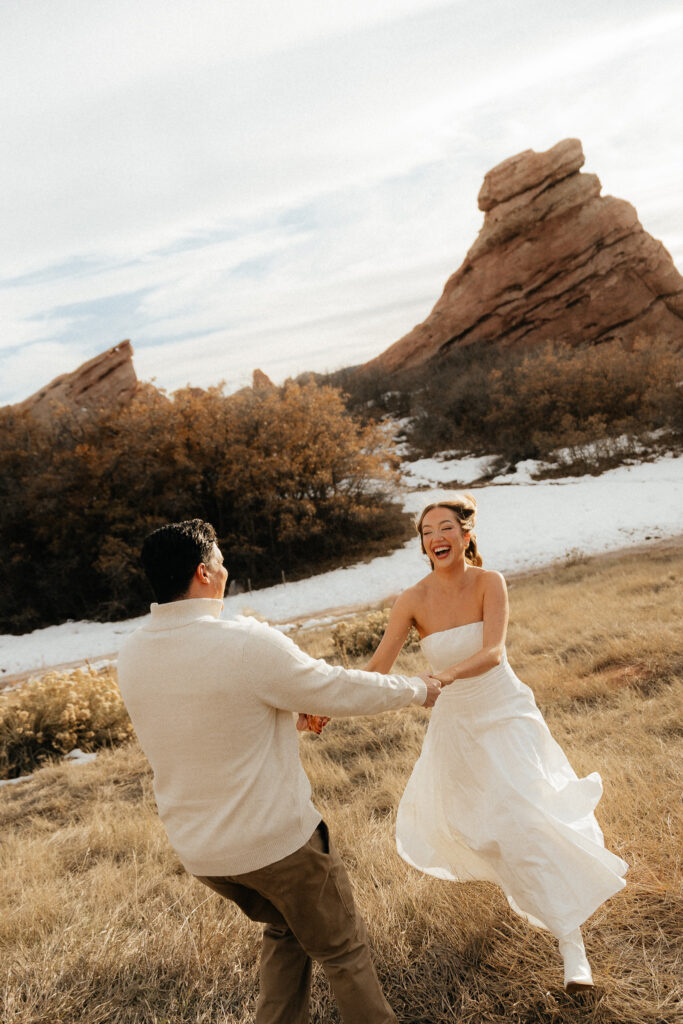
[240,622,427,715]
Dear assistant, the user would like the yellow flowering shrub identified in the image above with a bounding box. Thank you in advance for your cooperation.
[0,665,133,779]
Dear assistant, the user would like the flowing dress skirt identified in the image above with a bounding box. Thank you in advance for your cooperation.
[396,622,628,938]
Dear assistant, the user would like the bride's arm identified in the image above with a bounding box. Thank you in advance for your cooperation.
[365,591,416,673]
[434,573,509,684]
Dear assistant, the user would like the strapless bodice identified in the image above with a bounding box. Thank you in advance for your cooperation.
[420,621,485,673]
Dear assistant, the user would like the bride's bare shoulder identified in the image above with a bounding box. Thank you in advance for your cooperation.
[475,567,507,592]
[406,574,435,598]
[472,565,505,579]
[392,575,431,611]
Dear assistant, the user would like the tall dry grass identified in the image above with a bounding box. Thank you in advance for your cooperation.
[1,543,681,1023]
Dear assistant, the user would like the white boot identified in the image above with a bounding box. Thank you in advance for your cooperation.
[559,928,594,992]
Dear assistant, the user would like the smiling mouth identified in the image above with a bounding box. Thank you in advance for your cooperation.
[433,546,451,559]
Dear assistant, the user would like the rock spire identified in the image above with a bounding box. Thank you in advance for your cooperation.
[363,139,683,375]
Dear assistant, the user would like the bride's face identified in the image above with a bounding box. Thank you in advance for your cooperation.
[420,507,469,569]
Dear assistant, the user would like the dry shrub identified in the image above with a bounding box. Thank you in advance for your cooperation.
[331,608,420,661]
[483,336,683,466]
[370,335,683,468]
[0,665,133,779]
[1,543,681,1023]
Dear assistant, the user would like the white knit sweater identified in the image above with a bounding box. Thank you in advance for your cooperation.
[117,598,427,875]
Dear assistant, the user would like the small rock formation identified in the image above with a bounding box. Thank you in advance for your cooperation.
[252,368,276,391]
[14,340,138,419]
[231,368,277,400]
[363,139,683,375]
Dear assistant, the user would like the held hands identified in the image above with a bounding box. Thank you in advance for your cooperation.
[420,674,442,708]
[296,713,331,733]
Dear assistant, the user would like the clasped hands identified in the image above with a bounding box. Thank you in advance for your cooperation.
[296,673,442,733]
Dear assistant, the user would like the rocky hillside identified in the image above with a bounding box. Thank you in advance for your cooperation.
[362,139,683,376]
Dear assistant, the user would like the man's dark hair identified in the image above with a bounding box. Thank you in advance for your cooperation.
[141,519,218,603]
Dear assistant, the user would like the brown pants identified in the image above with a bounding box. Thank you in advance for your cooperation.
[195,821,397,1024]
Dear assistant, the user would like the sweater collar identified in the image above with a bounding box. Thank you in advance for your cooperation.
[145,598,224,631]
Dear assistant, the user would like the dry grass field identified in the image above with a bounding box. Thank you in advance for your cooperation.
[1,542,681,1023]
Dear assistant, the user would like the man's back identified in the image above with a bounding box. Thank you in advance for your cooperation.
[118,599,321,875]
[117,597,426,876]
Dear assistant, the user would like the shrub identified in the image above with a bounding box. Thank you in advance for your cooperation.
[0,666,133,779]
[482,337,683,464]
[341,336,683,467]
[0,379,406,632]
[331,609,421,661]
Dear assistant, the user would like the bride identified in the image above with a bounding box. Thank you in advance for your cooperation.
[365,492,628,992]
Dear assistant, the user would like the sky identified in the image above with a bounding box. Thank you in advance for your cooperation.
[1,0,682,406]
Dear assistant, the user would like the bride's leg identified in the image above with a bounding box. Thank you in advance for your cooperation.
[558,928,594,992]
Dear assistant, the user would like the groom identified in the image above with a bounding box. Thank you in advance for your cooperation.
[117,519,441,1024]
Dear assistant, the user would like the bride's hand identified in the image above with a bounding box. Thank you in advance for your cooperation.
[296,713,331,733]
[420,674,442,707]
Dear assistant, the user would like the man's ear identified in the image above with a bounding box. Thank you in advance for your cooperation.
[195,562,210,585]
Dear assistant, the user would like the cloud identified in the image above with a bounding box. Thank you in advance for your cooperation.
[1,0,682,406]
[0,340,94,405]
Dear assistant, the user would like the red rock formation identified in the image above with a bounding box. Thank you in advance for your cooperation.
[14,340,138,419]
[363,139,683,375]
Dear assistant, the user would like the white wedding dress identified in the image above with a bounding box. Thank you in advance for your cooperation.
[396,622,628,938]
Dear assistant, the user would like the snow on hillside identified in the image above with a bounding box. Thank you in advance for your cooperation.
[1,454,681,680]
[401,452,498,486]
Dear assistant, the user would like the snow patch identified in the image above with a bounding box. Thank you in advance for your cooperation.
[62,747,98,764]
[0,748,97,787]
[0,773,33,787]
[0,454,681,680]
[402,452,498,486]
[491,459,545,484]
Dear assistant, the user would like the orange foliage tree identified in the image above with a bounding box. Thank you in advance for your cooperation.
[0,381,404,632]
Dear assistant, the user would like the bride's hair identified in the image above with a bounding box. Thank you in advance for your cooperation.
[416,492,482,568]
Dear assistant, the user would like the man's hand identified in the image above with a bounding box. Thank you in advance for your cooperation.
[296,713,330,733]
[420,674,441,708]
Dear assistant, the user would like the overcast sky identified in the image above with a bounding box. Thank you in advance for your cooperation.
[1,0,682,405]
